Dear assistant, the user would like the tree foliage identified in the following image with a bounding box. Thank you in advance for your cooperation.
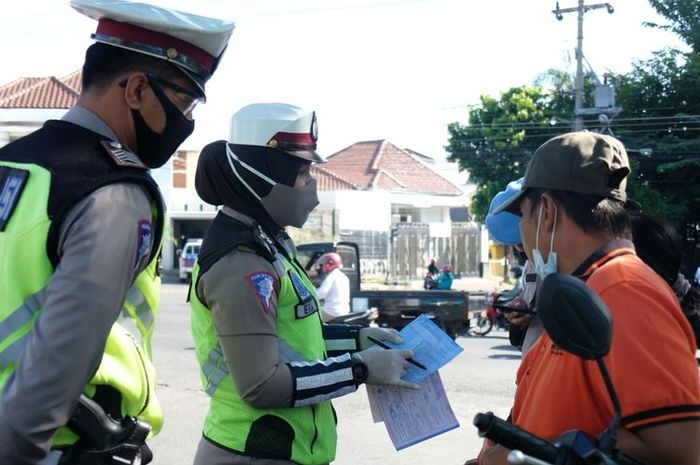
[446,1,700,254]
[646,0,700,52]
[446,84,572,222]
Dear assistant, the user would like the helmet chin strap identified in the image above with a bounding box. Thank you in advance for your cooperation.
[225,144,276,201]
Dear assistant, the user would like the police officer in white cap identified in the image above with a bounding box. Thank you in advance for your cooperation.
[190,103,418,465]
[0,1,233,464]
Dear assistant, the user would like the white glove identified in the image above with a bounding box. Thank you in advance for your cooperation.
[359,327,403,350]
[355,348,420,389]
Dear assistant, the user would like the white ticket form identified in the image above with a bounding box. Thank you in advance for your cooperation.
[365,314,464,449]
[367,371,459,450]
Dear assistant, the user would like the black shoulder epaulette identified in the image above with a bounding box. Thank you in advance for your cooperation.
[99,141,147,170]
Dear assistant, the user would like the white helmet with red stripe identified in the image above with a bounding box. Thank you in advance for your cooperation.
[229,103,324,163]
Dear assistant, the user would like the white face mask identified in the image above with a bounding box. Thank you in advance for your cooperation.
[532,202,558,279]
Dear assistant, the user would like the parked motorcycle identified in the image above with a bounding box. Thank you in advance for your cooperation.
[473,273,647,465]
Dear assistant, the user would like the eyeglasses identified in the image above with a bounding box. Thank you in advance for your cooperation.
[118,73,205,116]
[146,73,204,116]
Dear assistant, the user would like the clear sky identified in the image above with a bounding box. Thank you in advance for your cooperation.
[0,0,686,160]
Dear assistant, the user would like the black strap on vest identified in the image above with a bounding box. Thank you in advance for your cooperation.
[192,212,278,305]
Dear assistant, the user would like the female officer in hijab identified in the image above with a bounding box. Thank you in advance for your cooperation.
[189,103,417,465]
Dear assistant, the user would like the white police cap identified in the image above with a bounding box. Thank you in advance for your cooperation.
[71,0,235,98]
[229,103,325,163]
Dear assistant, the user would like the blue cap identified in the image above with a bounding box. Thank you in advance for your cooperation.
[485,178,523,245]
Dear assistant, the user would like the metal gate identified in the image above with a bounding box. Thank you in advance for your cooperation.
[390,222,481,279]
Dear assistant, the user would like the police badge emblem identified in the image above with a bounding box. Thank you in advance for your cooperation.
[289,270,318,319]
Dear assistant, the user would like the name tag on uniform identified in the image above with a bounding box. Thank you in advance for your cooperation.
[289,270,319,319]
[0,167,29,231]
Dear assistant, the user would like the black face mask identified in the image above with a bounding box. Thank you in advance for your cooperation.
[131,77,195,168]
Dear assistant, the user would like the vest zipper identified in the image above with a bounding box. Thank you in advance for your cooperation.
[126,332,151,416]
[310,404,318,453]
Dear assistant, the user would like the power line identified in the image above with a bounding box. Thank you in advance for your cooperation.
[452,115,700,130]
[448,126,700,144]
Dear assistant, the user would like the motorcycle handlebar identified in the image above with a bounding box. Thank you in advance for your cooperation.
[473,412,559,464]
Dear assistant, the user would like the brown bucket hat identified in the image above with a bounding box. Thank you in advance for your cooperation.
[494,131,630,215]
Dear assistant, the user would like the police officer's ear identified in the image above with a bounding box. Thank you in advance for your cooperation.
[119,73,148,110]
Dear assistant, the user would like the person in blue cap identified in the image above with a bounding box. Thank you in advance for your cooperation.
[485,178,543,354]
[0,1,234,464]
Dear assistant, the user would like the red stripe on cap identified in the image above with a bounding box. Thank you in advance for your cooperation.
[271,131,316,147]
[96,18,215,72]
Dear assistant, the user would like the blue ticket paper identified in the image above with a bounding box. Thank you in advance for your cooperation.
[380,314,464,384]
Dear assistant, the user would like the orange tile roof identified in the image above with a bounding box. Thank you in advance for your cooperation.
[0,70,81,109]
[314,140,462,195]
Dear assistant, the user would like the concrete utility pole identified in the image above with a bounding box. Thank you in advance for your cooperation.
[552,1,614,131]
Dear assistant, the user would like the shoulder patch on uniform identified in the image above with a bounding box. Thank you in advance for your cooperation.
[246,271,277,314]
[0,166,29,231]
[100,140,147,169]
[134,220,152,270]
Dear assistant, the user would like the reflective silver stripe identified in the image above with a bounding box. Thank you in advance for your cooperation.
[202,347,229,395]
[324,338,356,352]
[296,367,353,391]
[123,286,154,329]
[205,369,229,396]
[0,289,47,370]
[293,385,355,407]
[202,347,224,377]
[0,288,46,340]
[0,334,29,370]
[288,353,350,368]
[278,339,306,363]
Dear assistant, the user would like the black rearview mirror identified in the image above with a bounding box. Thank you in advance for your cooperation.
[537,273,612,360]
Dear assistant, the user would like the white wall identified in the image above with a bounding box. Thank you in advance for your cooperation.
[419,206,449,223]
[335,190,392,231]
[169,188,219,216]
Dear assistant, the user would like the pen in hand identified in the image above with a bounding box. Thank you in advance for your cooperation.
[366,335,427,370]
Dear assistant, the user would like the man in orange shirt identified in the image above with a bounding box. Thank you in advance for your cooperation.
[483,132,700,465]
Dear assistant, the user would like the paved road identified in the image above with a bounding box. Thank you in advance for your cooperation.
[148,284,521,465]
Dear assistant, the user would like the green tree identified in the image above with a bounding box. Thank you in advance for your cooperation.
[446,85,571,222]
[646,0,700,52]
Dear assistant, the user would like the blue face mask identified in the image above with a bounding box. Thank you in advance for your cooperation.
[532,203,558,279]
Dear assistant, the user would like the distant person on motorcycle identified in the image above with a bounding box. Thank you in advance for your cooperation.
[499,266,523,300]
[316,252,351,323]
[428,258,440,276]
[424,258,440,289]
[435,264,454,290]
[481,132,700,465]
[485,177,541,353]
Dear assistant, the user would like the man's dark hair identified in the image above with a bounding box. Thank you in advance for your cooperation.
[82,43,185,91]
[629,211,700,347]
[524,188,631,240]
[629,212,682,287]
